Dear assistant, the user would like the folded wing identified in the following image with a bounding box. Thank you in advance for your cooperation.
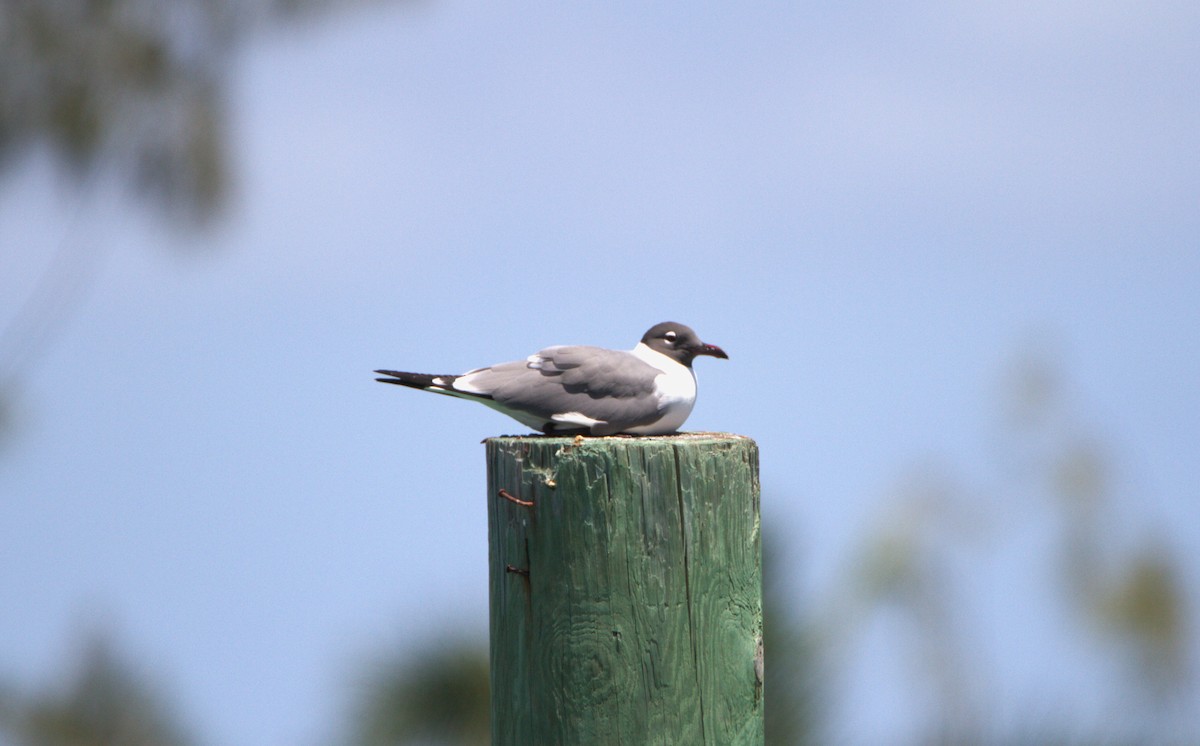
[457,345,664,429]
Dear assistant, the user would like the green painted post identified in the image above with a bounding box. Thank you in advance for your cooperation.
[486,433,763,745]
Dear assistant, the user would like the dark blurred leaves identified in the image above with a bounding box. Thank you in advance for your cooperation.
[0,634,192,746]
[762,531,821,746]
[0,0,230,224]
[0,0,397,451]
[348,641,490,746]
[0,0,388,226]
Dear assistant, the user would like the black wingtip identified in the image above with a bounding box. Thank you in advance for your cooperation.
[373,370,459,390]
[375,369,402,385]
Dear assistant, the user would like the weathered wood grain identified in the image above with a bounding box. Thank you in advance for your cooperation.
[487,433,763,745]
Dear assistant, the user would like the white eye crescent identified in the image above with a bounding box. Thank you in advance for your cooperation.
[664,331,678,343]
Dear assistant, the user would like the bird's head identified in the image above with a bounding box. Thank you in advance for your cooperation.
[641,322,728,366]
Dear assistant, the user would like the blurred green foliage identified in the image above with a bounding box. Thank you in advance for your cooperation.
[1,349,1194,745]
[347,641,490,746]
[762,533,822,746]
[0,0,392,449]
[0,635,192,746]
[0,22,1193,729]
[0,0,380,226]
[1,0,229,224]
[336,533,820,746]
[816,348,1195,743]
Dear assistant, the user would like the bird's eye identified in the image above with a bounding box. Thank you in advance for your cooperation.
[663,331,678,343]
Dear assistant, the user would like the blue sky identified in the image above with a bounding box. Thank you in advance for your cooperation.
[2,2,1198,744]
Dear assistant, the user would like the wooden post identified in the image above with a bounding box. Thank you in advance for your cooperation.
[486,433,763,745]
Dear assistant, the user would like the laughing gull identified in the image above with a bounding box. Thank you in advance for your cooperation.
[375,322,728,436]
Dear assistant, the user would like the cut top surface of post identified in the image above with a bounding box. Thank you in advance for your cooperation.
[483,431,756,452]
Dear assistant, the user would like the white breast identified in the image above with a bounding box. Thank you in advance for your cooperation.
[626,342,697,435]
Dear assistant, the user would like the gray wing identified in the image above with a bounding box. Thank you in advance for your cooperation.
[455,345,664,426]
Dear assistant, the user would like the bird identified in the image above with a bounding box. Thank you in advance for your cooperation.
[374,322,728,436]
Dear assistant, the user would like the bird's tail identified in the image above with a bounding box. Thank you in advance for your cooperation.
[374,370,460,391]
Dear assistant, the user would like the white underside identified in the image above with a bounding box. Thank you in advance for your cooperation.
[622,343,697,435]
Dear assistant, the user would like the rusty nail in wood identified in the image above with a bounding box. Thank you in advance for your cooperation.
[498,488,534,507]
